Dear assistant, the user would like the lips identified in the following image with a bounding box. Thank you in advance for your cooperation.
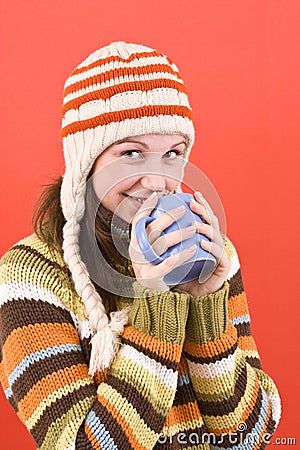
[123,194,147,208]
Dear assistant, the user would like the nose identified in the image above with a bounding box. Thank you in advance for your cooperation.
[139,174,167,192]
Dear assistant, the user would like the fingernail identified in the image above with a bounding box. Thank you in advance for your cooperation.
[187,245,197,252]
[174,205,185,211]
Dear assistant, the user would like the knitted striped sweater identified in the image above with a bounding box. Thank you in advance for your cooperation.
[0,232,281,449]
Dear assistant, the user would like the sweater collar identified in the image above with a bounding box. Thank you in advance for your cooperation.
[98,202,131,238]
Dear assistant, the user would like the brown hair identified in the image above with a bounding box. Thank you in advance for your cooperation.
[32,175,129,313]
[33,175,126,261]
[32,176,66,250]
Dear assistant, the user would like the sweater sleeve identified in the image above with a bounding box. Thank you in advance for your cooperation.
[181,236,281,449]
[0,238,190,450]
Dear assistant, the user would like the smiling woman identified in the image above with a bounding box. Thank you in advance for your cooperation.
[0,41,281,450]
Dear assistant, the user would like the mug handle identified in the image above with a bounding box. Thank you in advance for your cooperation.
[135,216,164,264]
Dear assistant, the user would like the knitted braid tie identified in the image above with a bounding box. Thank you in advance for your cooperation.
[62,219,130,374]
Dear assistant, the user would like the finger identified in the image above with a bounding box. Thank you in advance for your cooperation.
[128,242,149,265]
[131,192,159,244]
[200,239,224,261]
[195,222,224,247]
[195,222,214,240]
[194,192,214,214]
[151,223,196,256]
[194,192,220,230]
[131,191,159,226]
[190,199,211,224]
[147,205,186,243]
[199,248,231,284]
[152,244,197,277]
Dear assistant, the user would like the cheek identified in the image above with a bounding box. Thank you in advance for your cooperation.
[114,177,140,192]
[109,176,143,196]
[92,170,134,198]
[98,177,140,204]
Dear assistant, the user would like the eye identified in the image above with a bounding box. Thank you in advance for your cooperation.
[121,150,141,159]
[164,149,185,159]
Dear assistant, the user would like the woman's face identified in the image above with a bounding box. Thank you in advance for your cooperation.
[91,133,187,223]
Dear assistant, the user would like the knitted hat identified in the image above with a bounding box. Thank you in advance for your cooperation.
[60,41,195,375]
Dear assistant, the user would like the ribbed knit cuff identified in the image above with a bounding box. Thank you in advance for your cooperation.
[185,281,229,344]
[128,281,190,344]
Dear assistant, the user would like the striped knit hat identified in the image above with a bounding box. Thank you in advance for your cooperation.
[60,41,195,375]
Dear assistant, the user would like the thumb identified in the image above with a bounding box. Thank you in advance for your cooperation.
[130,191,158,259]
[131,191,158,229]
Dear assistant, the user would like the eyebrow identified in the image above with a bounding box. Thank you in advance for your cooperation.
[115,139,187,148]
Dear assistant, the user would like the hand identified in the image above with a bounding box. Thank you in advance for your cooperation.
[176,192,231,297]
[129,192,198,292]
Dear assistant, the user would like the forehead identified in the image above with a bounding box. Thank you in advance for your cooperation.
[113,133,187,147]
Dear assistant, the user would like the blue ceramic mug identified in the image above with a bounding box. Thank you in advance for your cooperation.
[135,193,217,285]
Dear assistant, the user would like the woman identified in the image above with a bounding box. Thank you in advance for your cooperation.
[0,41,281,449]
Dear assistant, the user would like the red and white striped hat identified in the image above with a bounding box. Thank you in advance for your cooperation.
[60,41,195,375]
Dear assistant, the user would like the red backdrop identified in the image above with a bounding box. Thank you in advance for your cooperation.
[1,0,299,448]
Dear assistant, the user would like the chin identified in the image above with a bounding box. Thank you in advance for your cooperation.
[122,208,139,224]
[115,204,137,224]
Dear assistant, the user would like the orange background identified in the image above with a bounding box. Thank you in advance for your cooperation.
[0,0,299,448]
